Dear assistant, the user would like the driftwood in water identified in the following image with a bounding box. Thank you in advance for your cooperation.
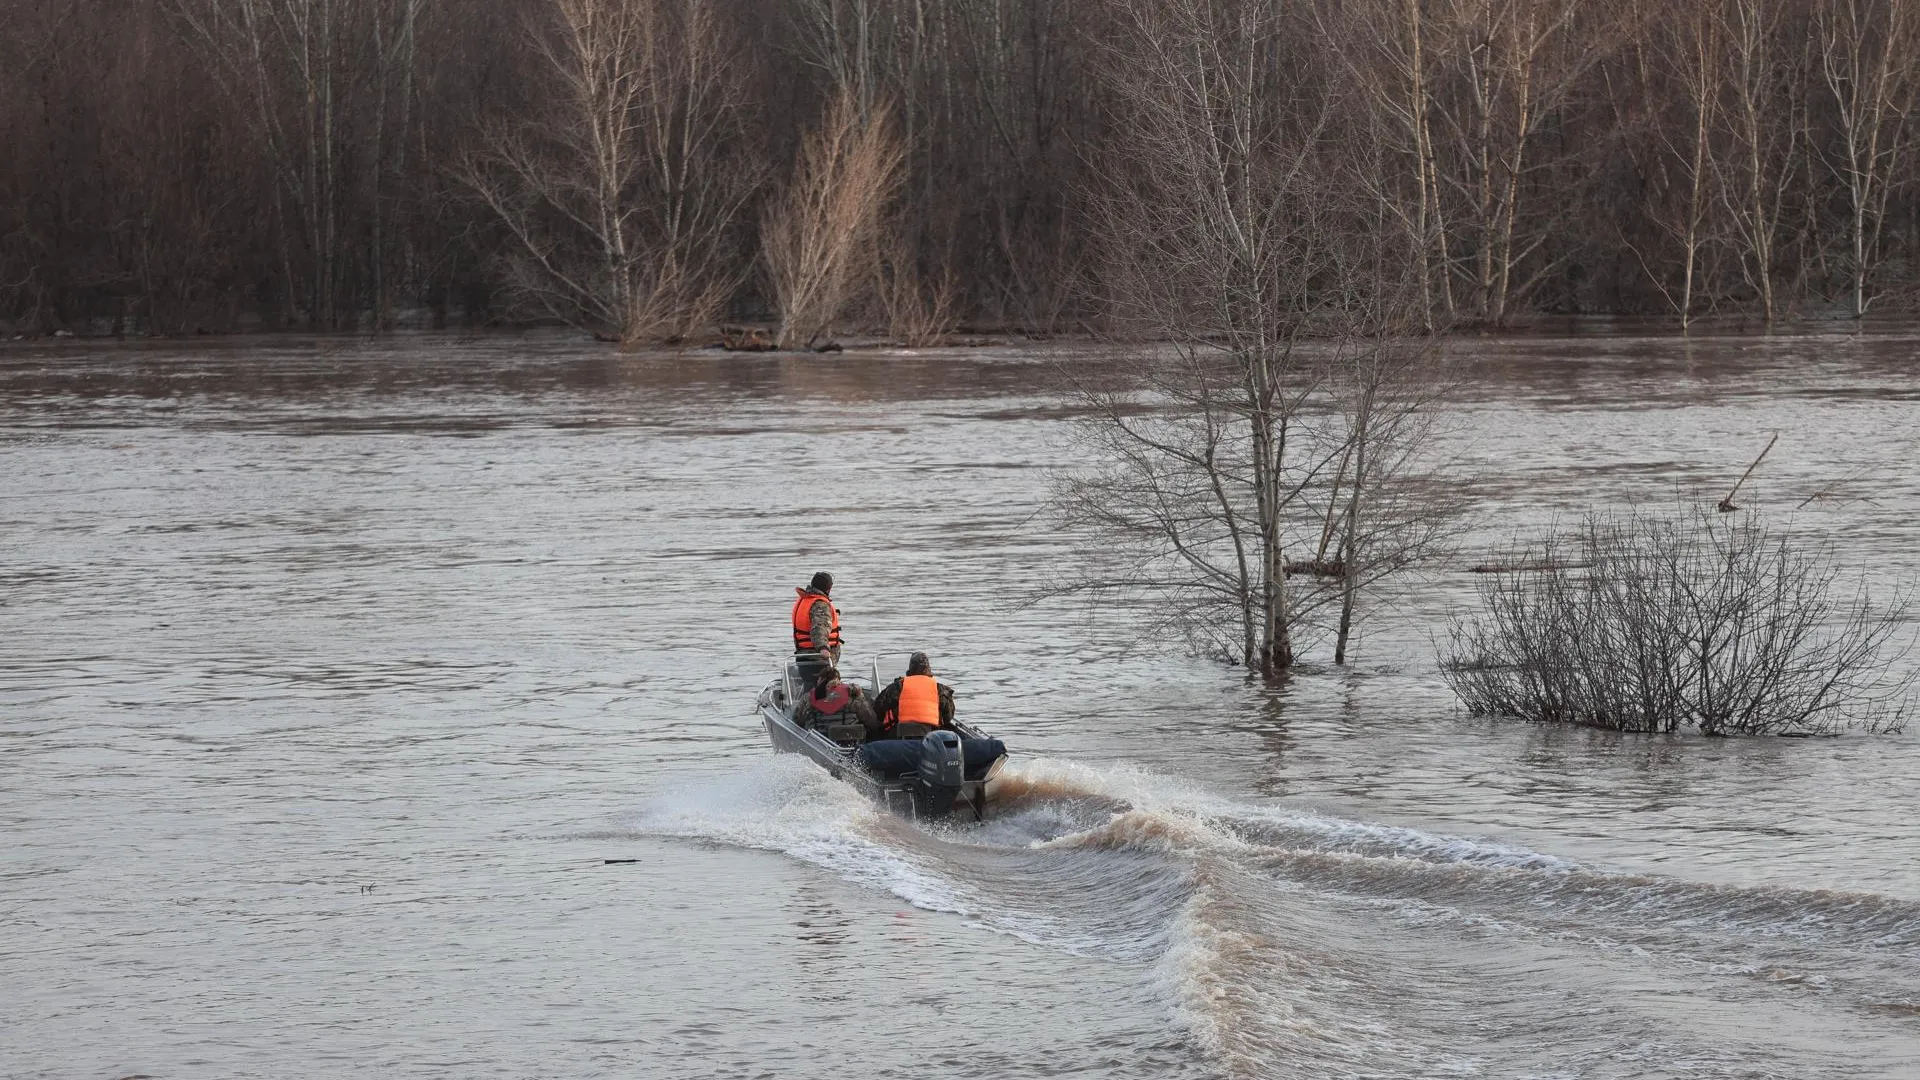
[1283,558,1346,578]
[718,326,777,351]
[1718,433,1778,512]
[1469,561,1591,574]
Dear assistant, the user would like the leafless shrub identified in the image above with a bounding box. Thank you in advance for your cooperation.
[874,235,956,346]
[1444,507,1914,735]
[762,92,905,349]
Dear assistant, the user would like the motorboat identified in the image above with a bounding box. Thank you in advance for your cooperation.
[758,653,1009,821]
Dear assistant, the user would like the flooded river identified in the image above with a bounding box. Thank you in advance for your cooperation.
[4,331,1919,1078]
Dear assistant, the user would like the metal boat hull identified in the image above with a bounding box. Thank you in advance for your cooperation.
[758,676,1002,821]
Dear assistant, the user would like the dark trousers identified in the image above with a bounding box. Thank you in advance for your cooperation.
[794,654,830,694]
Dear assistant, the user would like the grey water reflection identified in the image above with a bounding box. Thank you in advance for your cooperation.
[3,331,1919,1079]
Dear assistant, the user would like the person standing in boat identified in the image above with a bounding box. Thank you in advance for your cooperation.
[873,652,955,738]
[791,571,841,691]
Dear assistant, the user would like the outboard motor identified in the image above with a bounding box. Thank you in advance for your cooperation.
[912,730,965,817]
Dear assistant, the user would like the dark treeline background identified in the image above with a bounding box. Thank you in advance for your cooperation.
[5,0,1919,338]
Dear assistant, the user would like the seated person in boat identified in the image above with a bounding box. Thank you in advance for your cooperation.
[797,667,876,738]
[872,652,955,739]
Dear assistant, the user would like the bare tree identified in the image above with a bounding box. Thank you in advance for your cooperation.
[875,229,957,345]
[1813,0,1920,317]
[20,0,1920,334]
[787,0,890,120]
[0,2,82,329]
[1714,0,1809,324]
[1667,2,1729,329]
[175,0,350,326]
[761,91,904,348]
[1422,0,1618,325]
[170,0,432,329]
[462,0,757,342]
[366,0,425,329]
[1326,0,1453,323]
[1607,0,1728,329]
[1056,0,1449,677]
[951,0,1087,331]
[1321,342,1463,663]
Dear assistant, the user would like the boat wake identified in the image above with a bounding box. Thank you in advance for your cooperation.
[625,755,982,918]
[626,755,1920,1079]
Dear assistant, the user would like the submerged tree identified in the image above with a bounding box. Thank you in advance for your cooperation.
[1052,0,1455,678]
[1444,507,1914,735]
[461,0,757,343]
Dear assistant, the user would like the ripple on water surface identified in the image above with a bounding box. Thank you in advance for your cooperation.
[3,333,1919,1079]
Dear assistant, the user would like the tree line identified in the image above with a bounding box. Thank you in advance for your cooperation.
[5,0,1920,339]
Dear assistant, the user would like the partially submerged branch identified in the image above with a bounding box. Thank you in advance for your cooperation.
[1717,432,1777,512]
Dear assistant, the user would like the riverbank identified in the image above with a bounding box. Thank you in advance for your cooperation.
[6,308,1919,348]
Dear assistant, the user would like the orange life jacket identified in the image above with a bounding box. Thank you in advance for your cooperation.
[896,674,940,728]
[791,589,841,653]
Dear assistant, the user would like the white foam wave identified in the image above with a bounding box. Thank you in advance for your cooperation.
[622,756,976,916]
[988,755,1578,873]
[1219,803,1583,871]
[625,753,1919,1077]
[624,755,1201,959]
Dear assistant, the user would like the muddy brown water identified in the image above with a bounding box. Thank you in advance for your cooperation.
[3,331,1918,1079]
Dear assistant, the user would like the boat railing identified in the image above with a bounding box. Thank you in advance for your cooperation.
[783,651,836,708]
[780,659,801,708]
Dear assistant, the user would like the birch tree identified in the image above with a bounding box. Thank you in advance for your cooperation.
[1714,0,1807,324]
[1660,2,1728,329]
[462,0,757,342]
[1322,0,1452,323]
[1606,0,1727,328]
[1813,0,1919,316]
[1424,0,1609,325]
[176,0,350,326]
[173,0,428,328]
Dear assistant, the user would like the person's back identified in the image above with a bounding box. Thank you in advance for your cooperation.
[799,668,875,739]
[875,651,954,739]
[789,571,841,691]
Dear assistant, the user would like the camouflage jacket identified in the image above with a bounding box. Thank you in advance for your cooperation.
[796,590,840,661]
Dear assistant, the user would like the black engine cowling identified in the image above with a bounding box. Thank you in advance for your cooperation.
[912,730,965,816]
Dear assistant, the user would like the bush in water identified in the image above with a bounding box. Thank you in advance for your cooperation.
[1443,508,1914,735]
